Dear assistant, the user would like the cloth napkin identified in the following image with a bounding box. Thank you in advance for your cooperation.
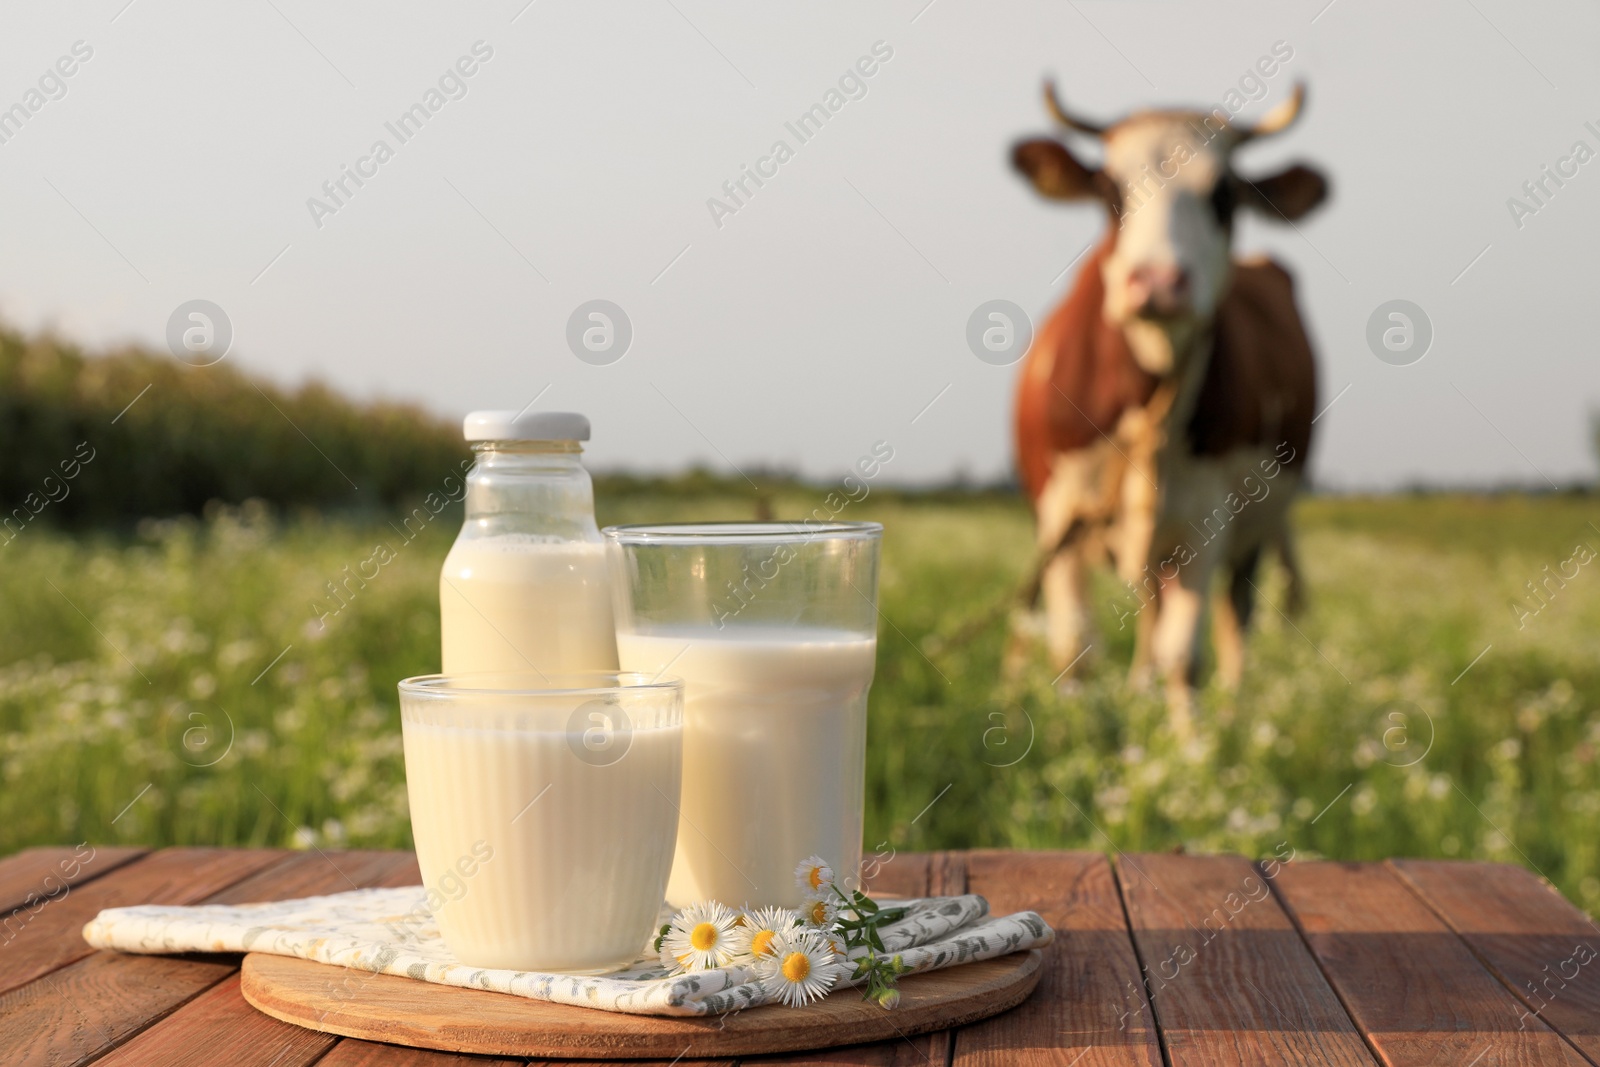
[82,889,1054,1017]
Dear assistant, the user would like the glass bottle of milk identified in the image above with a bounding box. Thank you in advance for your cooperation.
[440,411,619,675]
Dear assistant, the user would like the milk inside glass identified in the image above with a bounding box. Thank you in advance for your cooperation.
[440,536,617,674]
[616,627,876,908]
[400,675,682,973]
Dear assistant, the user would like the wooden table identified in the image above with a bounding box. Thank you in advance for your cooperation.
[2,847,1597,1066]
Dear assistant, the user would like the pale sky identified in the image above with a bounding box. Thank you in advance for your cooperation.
[2,0,1597,490]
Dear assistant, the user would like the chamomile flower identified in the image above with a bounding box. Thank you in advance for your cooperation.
[821,930,849,961]
[741,905,798,962]
[757,927,840,1008]
[797,891,839,930]
[795,855,834,892]
[660,901,747,973]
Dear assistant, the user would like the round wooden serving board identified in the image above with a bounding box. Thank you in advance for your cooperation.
[240,949,1042,1058]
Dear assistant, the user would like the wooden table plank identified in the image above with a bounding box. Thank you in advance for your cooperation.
[207,849,421,906]
[0,846,145,916]
[78,850,424,1067]
[953,850,1161,1067]
[0,847,285,998]
[0,850,417,1067]
[523,1063,719,1067]
[526,1063,723,1067]
[1392,859,1600,1062]
[1115,852,1377,1066]
[1271,859,1589,1066]
[732,1044,922,1067]
[0,953,237,1067]
[735,1046,922,1067]
[91,974,336,1067]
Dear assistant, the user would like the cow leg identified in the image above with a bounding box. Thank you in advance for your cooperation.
[1151,563,1213,736]
[1114,467,1161,692]
[1024,451,1102,683]
[1213,543,1262,691]
[1156,592,1201,734]
[1001,607,1044,682]
[1277,525,1307,616]
[1128,589,1159,691]
[1040,544,1093,680]
[1212,587,1245,693]
[1228,543,1263,630]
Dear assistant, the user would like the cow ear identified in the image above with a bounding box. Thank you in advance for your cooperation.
[1237,164,1328,221]
[1012,138,1102,201]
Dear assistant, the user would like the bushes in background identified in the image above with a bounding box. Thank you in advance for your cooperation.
[0,325,469,527]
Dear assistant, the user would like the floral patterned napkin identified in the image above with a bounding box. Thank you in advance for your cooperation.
[82,888,1052,1017]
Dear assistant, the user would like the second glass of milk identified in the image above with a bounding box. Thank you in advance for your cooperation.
[604,521,882,909]
[440,411,618,675]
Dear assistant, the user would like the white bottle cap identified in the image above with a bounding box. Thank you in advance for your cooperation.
[463,410,591,442]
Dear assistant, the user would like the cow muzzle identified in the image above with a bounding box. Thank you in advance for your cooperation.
[1127,264,1192,319]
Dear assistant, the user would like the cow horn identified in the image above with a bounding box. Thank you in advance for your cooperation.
[1042,80,1107,137]
[1236,82,1307,142]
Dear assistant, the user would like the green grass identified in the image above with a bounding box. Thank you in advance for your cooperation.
[3,491,1599,914]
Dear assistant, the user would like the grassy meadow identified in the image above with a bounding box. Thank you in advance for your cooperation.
[3,488,1599,913]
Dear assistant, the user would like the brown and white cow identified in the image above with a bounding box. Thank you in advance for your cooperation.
[1009,82,1327,727]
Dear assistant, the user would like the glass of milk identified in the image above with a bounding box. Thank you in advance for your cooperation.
[398,670,683,974]
[604,522,881,909]
[440,410,618,676]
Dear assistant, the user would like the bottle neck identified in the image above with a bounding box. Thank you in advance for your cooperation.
[460,440,599,540]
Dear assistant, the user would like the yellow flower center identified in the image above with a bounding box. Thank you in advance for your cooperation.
[806,902,827,924]
[689,922,719,951]
[750,929,777,957]
[781,951,811,983]
[808,867,824,889]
